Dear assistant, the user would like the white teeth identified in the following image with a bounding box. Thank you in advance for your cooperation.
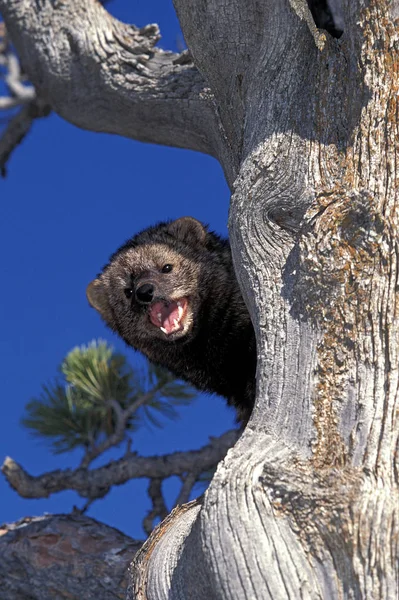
[173,318,179,328]
[160,327,168,334]
[177,301,182,307]
[177,305,184,320]
[157,313,162,323]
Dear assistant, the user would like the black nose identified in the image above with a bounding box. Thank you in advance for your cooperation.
[136,283,155,304]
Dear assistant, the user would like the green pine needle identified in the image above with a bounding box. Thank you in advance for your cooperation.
[21,340,197,455]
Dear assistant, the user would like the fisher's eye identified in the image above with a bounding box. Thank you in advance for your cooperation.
[124,287,133,299]
[161,264,173,273]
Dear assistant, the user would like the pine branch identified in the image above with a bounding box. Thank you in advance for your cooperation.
[79,379,174,468]
[22,341,196,458]
[2,430,239,500]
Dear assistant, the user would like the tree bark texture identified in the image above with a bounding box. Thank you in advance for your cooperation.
[1,0,399,598]
[0,514,141,600]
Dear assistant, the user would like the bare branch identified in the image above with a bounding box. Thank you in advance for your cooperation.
[0,96,20,109]
[0,101,50,176]
[143,478,169,536]
[5,53,35,100]
[174,471,198,506]
[0,21,50,174]
[2,429,239,500]
[72,497,98,515]
[0,24,35,107]
[0,0,233,178]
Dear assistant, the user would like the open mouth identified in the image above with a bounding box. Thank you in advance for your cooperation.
[148,297,189,335]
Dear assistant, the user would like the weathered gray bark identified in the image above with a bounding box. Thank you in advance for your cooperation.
[0,514,141,600]
[1,0,398,598]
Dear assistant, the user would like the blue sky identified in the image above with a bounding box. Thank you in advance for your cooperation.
[0,0,235,540]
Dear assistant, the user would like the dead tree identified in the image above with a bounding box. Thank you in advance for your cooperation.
[1,0,398,598]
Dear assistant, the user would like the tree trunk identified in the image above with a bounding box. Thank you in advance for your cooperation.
[1,0,398,597]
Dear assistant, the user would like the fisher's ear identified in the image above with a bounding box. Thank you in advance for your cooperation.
[86,279,111,320]
[166,217,207,245]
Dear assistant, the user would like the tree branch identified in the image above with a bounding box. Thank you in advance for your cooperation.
[4,53,35,101]
[142,478,169,536]
[0,21,50,174]
[0,100,50,176]
[0,514,141,600]
[174,471,198,506]
[79,381,169,469]
[2,430,239,500]
[0,0,232,177]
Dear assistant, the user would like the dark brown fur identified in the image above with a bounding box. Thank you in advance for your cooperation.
[87,217,256,422]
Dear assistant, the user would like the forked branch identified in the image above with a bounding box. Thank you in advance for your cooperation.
[0,0,225,173]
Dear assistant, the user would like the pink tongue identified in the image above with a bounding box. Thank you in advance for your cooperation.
[149,301,180,333]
